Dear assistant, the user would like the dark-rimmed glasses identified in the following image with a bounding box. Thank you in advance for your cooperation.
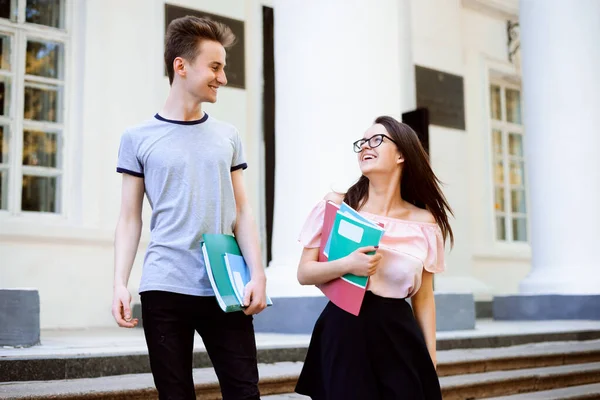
[353,134,394,153]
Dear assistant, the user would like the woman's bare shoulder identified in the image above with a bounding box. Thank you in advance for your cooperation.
[407,205,436,224]
[323,192,345,205]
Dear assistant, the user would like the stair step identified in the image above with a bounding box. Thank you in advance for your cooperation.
[0,362,302,399]
[436,326,600,351]
[3,338,600,383]
[441,362,600,400]
[3,361,600,399]
[438,339,600,376]
[482,382,600,399]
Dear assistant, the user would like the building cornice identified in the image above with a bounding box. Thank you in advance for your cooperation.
[462,0,519,19]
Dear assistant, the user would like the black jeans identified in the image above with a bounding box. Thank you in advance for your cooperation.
[141,291,260,400]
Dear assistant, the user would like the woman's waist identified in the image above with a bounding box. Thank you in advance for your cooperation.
[364,289,408,303]
[359,289,414,318]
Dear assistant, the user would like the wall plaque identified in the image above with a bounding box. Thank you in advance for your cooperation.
[415,65,465,130]
[165,4,245,89]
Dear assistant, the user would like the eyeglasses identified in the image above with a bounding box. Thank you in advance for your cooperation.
[353,134,394,153]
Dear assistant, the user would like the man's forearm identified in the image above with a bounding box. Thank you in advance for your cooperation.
[234,206,265,280]
[114,217,143,288]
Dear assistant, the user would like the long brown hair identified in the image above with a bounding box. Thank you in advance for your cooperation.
[344,116,454,246]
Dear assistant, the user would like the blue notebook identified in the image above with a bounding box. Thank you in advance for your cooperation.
[223,253,273,307]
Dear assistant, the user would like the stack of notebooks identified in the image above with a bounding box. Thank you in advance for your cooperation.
[318,202,385,316]
[202,234,273,313]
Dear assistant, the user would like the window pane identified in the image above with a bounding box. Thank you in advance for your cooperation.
[21,174,58,212]
[0,169,6,210]
[496,216,506,241]
[494,160,504,185]
[24,85,60,122]
[490,85,501,120]
[0,0,17,21]
[26,40,64,79]
[506,89,522,124]
[26,0,63,29]
[0,33,11,71]
[509,133,524,157]
[495,187,505,211]
[509,160,525,186]
[0,0,9,19]
[0,76,9,117]
[23,129,58,167]
[0,125,8,163]
[492,129,503,155]
[511,189,527,213]
[512,218,527,242]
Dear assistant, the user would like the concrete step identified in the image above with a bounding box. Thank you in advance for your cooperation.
[436,327,600,352]
[0,362,303,399]
[437,339,600,377]
[3,328,600,383]
[482,382,600,399]
[265,383,600,400]
[259,394,308,400]
[3,360,600,399]
[441,362,600,400]
[0,347,306,383]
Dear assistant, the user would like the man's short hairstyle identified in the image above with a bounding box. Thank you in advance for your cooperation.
[164,16,236,84]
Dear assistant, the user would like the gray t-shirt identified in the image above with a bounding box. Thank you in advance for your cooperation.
[116,113,247,296]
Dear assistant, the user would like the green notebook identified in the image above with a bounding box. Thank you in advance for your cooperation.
[202,233,272,313]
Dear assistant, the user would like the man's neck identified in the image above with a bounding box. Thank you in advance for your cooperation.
[159,86,204,121]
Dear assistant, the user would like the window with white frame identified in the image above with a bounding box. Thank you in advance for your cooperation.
[490,80,527,242]
[0,0,67,214]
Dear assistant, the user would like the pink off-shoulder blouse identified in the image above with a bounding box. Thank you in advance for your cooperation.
[298,200,446,299]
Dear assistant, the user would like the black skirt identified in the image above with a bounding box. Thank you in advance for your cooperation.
[295,291,442,400]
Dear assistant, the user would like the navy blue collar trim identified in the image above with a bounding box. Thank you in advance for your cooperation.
[154,112,208,125]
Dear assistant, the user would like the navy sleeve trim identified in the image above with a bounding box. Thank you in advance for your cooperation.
[231,163,248,172]
[116,167,144,178]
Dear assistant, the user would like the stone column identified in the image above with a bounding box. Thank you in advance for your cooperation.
[266,0,408,297]
[494,0,600,320]
[518,0,600,295]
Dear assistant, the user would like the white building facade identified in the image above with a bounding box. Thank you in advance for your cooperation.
[1,0,598,329]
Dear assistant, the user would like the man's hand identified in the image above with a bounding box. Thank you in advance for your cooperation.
[242,277,267,316]
[112,285,139,328]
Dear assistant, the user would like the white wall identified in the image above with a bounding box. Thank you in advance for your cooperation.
[0,0,256,329]
[0,241,115,328]
[460,7,531,297]
[409,0,531,298]
[411,0,481,295]
[266,0,407,297]
[0,0,533,328]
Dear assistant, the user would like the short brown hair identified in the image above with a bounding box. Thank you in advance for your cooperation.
[164,16,236,84]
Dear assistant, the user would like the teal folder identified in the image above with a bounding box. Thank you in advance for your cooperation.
[328,212,385,288]
[202,234,272,313]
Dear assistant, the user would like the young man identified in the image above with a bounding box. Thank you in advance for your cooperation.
[112,16,267,400]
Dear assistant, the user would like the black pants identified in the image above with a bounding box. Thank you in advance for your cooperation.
[141,291,260,400]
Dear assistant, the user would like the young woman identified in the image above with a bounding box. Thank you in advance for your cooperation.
[295,116,453,400]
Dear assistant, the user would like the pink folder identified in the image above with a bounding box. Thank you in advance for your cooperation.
[318,201,340,262]
[316,201,382,316]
